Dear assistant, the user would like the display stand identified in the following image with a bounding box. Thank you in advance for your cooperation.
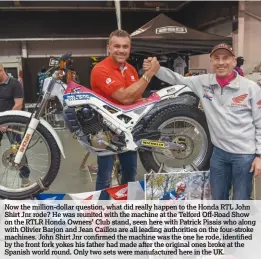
[79,151,120,186]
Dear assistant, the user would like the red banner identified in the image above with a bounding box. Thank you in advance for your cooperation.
[106,184,128,200]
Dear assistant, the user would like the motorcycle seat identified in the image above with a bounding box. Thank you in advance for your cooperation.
[108,94,161,111]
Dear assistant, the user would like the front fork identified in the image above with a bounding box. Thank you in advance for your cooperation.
[14,78,57,164]
[14,118,40,164]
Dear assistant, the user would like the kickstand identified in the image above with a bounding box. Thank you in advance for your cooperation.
[146,163,165,181]
[146,169,155,182]
[79,152,90,170]
[79,151,93,183]
[157,162,164,173]
[183,163,199,172]
[190,163,199,171]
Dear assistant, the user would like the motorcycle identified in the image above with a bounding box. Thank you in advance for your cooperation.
[0,52,212,199]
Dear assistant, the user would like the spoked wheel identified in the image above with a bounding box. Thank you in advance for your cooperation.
[139,105,212,173]
[152,116,209,172]
[0,115,61,199]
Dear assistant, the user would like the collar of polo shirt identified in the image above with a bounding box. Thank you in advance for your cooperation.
[108,56,127,71]
[0,75,11,85]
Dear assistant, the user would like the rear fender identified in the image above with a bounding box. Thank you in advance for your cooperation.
[143,94,196,121]
[132,94,197,135]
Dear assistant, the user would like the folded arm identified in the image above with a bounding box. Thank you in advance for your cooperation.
[112,72,154,105]
[91,66,155,105]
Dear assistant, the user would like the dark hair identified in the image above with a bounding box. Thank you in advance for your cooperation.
[108,29,131,43]
[236,56,244,67]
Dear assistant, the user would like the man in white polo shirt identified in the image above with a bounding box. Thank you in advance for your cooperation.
[143,43,261,200]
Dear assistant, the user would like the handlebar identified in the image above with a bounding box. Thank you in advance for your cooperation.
[43,51,73,77]
[45,66,56,75]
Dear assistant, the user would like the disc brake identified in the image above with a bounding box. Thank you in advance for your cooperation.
[138,146,174,159]
[2,145,27,170]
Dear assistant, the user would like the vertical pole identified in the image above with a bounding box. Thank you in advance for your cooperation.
[237,1,245,56]
[21,41,28,58]
[114,0,122,30]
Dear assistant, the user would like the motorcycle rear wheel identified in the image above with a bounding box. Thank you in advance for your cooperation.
[0,115,61,200]
[139,104,212,173]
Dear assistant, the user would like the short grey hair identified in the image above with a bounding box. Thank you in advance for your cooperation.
[0,64,4,69]
[108,29,131,43]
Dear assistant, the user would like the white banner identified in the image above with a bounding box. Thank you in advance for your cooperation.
[68,190,102,201]
[128,181,145,200]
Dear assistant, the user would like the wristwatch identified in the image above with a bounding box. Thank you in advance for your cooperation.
[142,74,150,83]
[255,154,261,158]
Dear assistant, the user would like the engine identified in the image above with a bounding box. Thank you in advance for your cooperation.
[63,105,126,150]
[75,106,110,149]
[76,106,105,135]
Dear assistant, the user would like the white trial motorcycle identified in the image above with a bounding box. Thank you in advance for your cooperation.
[0,52,212,199]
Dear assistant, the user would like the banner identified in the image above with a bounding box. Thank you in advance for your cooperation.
[128,181,145,200]
[139,180,145,191]
[68,190,102,200]
[68,181,145,201]
[106,183,128,200]
[36,193,66,200]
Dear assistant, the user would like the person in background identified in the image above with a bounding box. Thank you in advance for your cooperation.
[0,63,31,187]
[160,182,186,200]
[36,66,47,97]
[143,43,261,200]
[90,29,159,199]
[235,56,245,76]
[71,71,80,83]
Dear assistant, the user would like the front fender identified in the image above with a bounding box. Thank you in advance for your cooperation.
[0,110,65,158]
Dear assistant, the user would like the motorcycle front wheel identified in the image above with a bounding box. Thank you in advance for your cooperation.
[0,115,61,199]
[139,105,212,173]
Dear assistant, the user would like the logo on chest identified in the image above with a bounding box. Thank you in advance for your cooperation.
[203,93,213,101]
[105,77,115,86]
[231,94,248,107]
[257,100,261,109]
[130,75,136,81]
[106,78,112,84]
[202,84,216,93]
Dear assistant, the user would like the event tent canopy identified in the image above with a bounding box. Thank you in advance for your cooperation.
[130,14,232,55]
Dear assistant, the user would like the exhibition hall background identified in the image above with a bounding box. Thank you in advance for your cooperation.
[0,1,260,102]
